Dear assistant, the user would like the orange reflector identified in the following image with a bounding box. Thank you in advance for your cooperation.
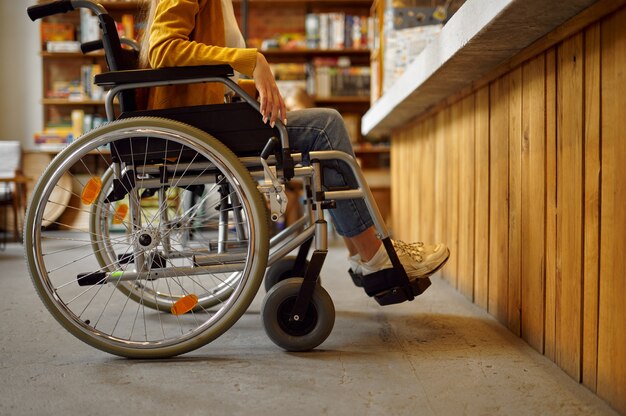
[112,203,128,224]
[81,176,102,205]
[171,294,199,315]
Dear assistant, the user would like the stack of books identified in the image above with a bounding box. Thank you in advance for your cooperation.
[305,13,372,50]
[307,58,370,98]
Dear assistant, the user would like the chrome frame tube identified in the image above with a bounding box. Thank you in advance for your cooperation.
[230,186,247,240]
[134,155,281,176]
[103,262,248,283]
[158,186,172,253]
[269,215,308,247]
[71,0,107,15]
[310,150,389,240]
[267,224,316,267]
[311,161,328,252]
[217,183,229,254]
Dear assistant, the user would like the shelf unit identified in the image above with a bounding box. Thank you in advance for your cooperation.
[260,48,370,62]
[237,0,380,152]
[37,1,385,159]
[37,1,141,144]
[236,0,389,219]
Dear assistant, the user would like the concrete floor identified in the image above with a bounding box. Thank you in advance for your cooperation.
[0,239,618,416]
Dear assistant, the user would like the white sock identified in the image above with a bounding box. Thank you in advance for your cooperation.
[362,243,392,274]
[349,253,361,263]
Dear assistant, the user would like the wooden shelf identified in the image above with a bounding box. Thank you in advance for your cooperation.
[314,96,369,103]
[87,1,142,11]
[41,99,110,105]
[263,48,370,64]
[263,48,370,57]
[37,0,141,10]
[234,0,372,6]
[40,52,105,58]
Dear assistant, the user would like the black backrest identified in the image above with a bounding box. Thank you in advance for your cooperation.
[97,14,139,112]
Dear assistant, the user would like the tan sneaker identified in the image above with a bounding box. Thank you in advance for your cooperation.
[391,240,449,278]
[358,240,449,279]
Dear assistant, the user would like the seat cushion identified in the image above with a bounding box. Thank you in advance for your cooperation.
[118,102,278,159]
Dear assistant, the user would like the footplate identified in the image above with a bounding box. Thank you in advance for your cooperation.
[349,268,431,306]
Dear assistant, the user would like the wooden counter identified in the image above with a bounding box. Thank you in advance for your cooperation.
[362,0,610,137]
[363,0,626,414]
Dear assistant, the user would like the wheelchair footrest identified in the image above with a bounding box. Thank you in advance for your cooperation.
[348,268,364,287]
[349,268,431,306]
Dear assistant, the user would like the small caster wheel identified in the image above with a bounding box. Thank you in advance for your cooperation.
[264,256,320,291]
[262,277,335,351]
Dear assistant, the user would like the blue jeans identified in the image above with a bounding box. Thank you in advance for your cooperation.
[286,108,374,238]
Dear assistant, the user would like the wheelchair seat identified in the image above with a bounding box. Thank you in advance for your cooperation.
[118,102,279,160]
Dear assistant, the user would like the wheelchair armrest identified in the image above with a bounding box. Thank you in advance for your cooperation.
[94,65,235,87]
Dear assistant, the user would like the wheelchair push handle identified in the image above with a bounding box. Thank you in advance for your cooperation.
[28,0,106,21]
[81,38,139,54]
[27,0,74,20]
[81,39,103,54]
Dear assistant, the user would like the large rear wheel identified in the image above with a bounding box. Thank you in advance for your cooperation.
[24,117,269,358]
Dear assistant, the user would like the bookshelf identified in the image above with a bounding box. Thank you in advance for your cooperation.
[36,0,384,157]
[235,0,389,220]
[261,48,370,62]
[235,0,388,180]
[36,0,141,150]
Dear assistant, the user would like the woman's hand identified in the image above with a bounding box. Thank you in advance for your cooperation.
[253,52,287,127]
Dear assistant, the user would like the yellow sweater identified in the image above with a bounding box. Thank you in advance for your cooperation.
[147,0,258,109]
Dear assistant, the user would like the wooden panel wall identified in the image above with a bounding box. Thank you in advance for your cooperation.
[390,7,626,414]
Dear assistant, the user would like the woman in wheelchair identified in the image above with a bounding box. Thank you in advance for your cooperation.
[142,0,449,284]
[24,0,449,358]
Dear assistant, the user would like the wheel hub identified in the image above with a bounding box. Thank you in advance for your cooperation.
[136,228,160,251]
[277,296,318,336]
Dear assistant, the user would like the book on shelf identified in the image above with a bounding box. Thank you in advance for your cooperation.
[117,14,136,40]
[305,12,371,50]
[46,41,81,53]
[81,64,104,100]
[270,63,307,81]
[82,113,107,133]
[47,80,82,100]
[307,58,370,98]
[46,65,104,101]
[41,22,75,44]
[34,125,73,150]
[34,110,106,149]
[80,9,101,43]
[79,10,138,43]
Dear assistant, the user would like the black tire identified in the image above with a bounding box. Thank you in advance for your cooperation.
[264,256,312,292]
[262,277,334,351]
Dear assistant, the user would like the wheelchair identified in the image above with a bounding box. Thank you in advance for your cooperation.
[25,0,433,358]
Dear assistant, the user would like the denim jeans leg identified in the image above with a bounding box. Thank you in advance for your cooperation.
[285,108,374,237]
